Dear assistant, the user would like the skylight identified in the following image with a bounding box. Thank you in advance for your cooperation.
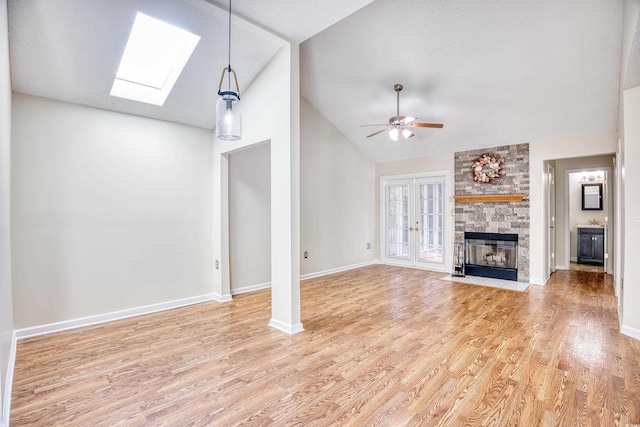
[110,13,200,106]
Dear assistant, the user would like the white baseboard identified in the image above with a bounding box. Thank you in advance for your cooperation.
[269,318,304,335]
[2,331,16,427]
[570,257,577,262]
[212,293,232,302]
[529,275,549,286]
[621,325,640,341]
[15,293,222,340]
[230,261,379,295]
[231,282,271,296]
[555,264,569,270]
[230,261,380,295]
[301,260,378,281]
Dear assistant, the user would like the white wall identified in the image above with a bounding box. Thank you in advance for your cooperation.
[300,98,376,275]
[11,93,214,328]
[226,96,376,291]
[229,143,271,291]
[212,44,304,333]
[529,132,617,284]
[0,0,14,423]
[622,84,640,338]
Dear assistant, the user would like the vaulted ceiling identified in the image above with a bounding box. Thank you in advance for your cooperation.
[7,0,630,163]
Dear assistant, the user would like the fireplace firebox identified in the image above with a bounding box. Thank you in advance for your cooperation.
[464,232,518,281]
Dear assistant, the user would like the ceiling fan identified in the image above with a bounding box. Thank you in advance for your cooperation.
[361,84,443,141]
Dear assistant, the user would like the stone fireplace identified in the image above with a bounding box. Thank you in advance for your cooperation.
[464,232,518,281]
[454,144,530,282]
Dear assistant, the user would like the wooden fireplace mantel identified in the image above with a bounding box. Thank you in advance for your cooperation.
[453,194,526,203]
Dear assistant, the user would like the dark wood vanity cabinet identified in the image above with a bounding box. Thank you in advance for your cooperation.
[578,227,604,265]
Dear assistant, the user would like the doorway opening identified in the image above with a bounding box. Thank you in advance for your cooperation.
[567,168,609,274]
[229,143,271,294]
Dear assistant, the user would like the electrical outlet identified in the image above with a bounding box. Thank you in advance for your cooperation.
[215,260,219,269]
[304,251,308,259]
[366,243,371,249]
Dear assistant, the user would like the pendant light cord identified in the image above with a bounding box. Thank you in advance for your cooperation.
[227,0,232,91]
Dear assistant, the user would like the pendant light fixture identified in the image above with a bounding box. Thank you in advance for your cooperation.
[216,0,241,141]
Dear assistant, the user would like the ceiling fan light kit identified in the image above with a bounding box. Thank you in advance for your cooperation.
[362,84,443,143]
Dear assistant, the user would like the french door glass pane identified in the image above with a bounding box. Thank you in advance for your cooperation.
[387,185,409,258]
[419,182,444,263]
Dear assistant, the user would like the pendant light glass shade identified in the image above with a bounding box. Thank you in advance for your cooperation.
[216,90,241,140]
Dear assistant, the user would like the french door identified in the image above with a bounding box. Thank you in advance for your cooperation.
[382,173,450,271]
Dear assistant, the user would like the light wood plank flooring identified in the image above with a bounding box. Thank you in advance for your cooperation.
[10,265,640,426]
[570,262,605,273]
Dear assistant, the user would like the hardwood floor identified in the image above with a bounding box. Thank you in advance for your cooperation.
[10,265,640,426]
[570,262,605,273]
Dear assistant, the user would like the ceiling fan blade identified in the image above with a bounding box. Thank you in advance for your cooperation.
[410,123,444,128]
[360,124,389,127]
[365,128,388,138]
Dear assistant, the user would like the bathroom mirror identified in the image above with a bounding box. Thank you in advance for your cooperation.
[582,183,602,210]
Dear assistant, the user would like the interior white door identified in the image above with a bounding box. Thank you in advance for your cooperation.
[383,174,449,271]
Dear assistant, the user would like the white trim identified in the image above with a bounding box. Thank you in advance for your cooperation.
[614,140,623,300]
[15,293,222,340]
[569,256,578,262]
[212,293,232,302]
[555,264,569,270]
[268,318,304,334]
[300,261,378,281]
[547,163,557,275]
[231,282,271,295]
[2,331,16,427]
[378,171,444,181]
[529,275,549,286]
[621,325,640,341]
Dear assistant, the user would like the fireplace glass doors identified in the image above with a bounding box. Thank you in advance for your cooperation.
[464,232,518,281]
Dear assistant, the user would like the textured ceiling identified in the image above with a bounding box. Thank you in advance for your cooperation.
[205,0,377,43]
[7,0,628,163]
[8,0,287,130]
[300,0,625,162]
[624,14,640,90]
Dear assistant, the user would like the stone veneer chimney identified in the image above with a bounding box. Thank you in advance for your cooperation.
[454,143,530,282]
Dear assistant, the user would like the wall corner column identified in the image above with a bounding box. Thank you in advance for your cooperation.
[269,43,302,334]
